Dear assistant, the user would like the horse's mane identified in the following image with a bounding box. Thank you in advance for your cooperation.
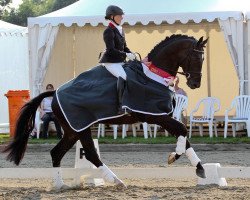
[148,34,196,61]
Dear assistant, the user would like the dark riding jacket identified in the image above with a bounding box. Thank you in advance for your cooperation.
[99,23,131,63]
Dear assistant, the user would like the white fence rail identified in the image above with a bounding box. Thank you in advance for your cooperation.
[0,166,249,179]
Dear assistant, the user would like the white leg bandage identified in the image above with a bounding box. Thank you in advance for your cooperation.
[99,163,117,183]
[52,167,65,189]
[103,63,127,80]
[175,136,187,155]
[185,147,201,167]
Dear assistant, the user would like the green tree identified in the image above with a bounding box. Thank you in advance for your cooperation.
[0,0,12,18]
[1,0,79,26]
[2,0,54,26]
[52,0,78,11]
[0,0,11,7]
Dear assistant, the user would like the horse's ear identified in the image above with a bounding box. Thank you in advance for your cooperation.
[201,37,209,47]
[196,36,204,47]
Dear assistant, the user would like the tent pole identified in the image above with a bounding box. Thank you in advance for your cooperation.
[206,25,211,97]
[73,25,76,78]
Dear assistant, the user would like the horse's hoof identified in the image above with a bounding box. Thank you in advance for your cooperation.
[196,168,206,179]
[114,177,127,188]
[168,152,176,165]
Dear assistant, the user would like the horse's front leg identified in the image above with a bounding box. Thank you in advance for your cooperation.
[143,114,206,178]
[79,128,126,187]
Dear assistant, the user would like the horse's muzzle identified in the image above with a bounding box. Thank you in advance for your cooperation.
[187,80,201,89]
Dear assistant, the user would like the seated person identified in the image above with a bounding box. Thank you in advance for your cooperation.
[40,84,62,139]
[174,76,187,96]
[174,76,187,124]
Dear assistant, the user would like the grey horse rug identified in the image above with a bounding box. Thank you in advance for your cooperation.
[56,61,175,131]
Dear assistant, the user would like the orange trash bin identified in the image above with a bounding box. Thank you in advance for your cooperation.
[5,90,30,137]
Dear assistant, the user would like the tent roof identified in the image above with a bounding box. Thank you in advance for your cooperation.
[28,0,248,27]
[0,20,27,36]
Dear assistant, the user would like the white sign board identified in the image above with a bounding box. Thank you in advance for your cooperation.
[74,139,100,169]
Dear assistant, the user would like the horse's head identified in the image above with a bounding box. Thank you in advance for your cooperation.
[147,35,208,89]
[179,36,208,89]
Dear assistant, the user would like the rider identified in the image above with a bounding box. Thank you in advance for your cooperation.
[99,5,136,115]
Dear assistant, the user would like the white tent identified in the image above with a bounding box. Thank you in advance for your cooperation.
[28,0,250,118]
[0,20,28,132]
[244,12,250,94]
[28,0,249,96]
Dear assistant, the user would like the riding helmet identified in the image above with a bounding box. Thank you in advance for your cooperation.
[105,5,124,20]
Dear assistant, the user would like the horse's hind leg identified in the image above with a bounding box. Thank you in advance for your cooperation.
[50,97,80,189]
[50,130,79,167]
[48,127,80,189]
[79,128,126,187]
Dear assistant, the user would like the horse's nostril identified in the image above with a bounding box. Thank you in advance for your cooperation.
[193,83,200,88]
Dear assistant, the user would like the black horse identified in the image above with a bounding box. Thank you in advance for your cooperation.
[3,34,208,189]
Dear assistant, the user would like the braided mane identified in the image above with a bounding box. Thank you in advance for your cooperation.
[148,34,196,61]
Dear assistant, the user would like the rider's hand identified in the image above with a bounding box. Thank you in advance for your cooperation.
[142,57,152,67]
[126,53,136,61]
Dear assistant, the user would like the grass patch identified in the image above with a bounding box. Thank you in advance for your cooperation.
[0,134,61,145]
[0,134,11,144]
[97,136,250,144]
[1,134,250,145]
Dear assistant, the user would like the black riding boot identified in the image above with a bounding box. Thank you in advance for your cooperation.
[117,77,126,115]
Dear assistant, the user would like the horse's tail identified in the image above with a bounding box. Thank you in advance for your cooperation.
[2,91,55,165]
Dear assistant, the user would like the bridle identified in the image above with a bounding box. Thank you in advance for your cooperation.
[177,43,204,79]
[162,42,204,79]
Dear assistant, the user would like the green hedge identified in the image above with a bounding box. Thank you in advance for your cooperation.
[1,134,250,145]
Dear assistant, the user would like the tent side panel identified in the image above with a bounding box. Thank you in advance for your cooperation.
[209,27,238,117]
[75,25,105,73]
[44,26,75,90]
[0,36,29,127]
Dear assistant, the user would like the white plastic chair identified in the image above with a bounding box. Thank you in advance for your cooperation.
[34,111,57,139]
[35,111,43,139]
[152,94,188,138]
[98,123,151,139]
[224,95,250,138]
[97,124,119,139]
[122,123,152,139]
[172,94,188,121]
[189,97,220,138]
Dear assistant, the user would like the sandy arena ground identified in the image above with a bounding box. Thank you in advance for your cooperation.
[0,143,249,199]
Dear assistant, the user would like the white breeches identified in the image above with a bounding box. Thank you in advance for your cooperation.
[103,63,127,80]
[103,63,174,88]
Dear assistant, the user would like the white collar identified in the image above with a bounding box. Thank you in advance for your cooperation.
[109,21,123,34]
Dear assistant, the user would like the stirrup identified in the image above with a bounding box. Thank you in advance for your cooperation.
[118,107,132,115]
[117,108,125,115]
[124,108,132,116]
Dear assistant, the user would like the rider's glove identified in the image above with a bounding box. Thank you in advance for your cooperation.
[126,53,136,61]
